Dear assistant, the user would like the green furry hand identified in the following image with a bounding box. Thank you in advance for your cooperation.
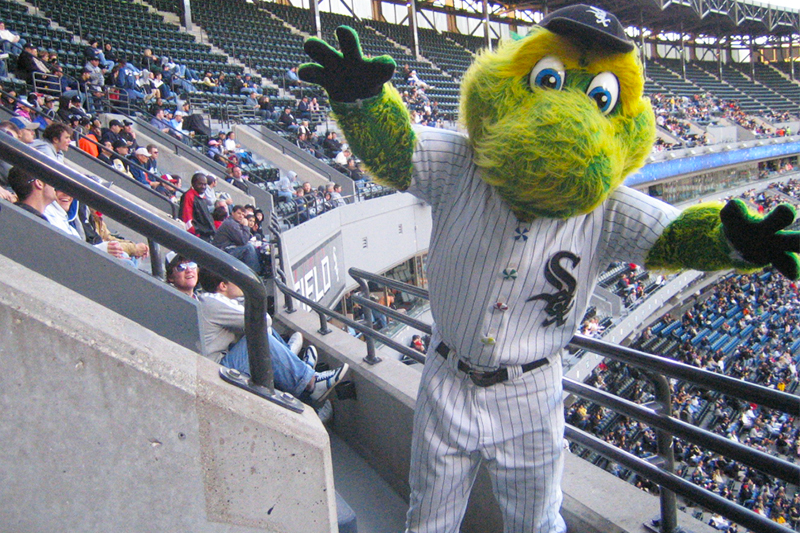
[720,199,800,280]
[299,26,396,103]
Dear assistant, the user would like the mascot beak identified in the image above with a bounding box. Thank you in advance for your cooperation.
[539,4,634,54]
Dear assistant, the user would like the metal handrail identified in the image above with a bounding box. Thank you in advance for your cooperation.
[569,334,798,414]
[265,227,798,532]
[271,268,426,364]
[0,134,302,414]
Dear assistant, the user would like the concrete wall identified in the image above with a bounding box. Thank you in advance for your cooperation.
[0,198,203,353]
[0,255,337,533]
[281,193,432,300]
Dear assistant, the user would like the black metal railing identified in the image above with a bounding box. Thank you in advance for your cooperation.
[0,133,302,414]
[266,224,798,533]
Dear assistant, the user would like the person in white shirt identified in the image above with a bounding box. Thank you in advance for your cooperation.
[196,268,349,405]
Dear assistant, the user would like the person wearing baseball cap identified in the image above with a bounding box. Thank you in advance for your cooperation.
[119,119,137,150]
[8,116,38,143]
[129,147,153,187]
[110,138,132,177]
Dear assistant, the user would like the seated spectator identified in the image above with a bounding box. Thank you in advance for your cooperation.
[165,253,198,298]
[115,58,145,101]
[8,117,39,144]
[258,95,278,120]
[0,121,21,199]
[149,107,171,134]
[335,146,351,166]
[97,141,114,166]
[178,172,216,241]
[32,122,72,163]
[206,139,225,164]
[241,73,260,94]
[118,119,137,149]
[284,66,300,87]
[322,131,342,158]
[0,21,25,57]
[274,170,296,203]
[278,107,298,132]
[327,182,345,208]
[212,204,262,274]
[297,96,311,120]
[128,147,153,186]
[15,43,51,85]
[346,158,365,182]
[153,173,181,201]
[110,139,133,178]
[87,209,149,262]
[146,144,160,174]
[308,96,321,115]
[227,165,249,193]
[85,39,113,70]
[196,268,349,404]
[410,334,426,353]
[244,91,260,113]
[169,111,191,142]
[296,131,323,158]
[100,119,123,146]
[199,71,223,94]
[7,165,54,220]
[212,204,228,228]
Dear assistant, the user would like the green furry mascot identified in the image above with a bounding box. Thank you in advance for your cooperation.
[300,5,799,532]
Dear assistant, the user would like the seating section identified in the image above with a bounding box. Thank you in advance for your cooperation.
[34,0,238,79]
[261,2,461,117]
[749,63,800,109]
[646,59,702,99]
[417,28,474,80]
[0,0,83,82]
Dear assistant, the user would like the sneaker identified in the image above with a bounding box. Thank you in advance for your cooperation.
[302,345,318,369]
[287,331,303,356]
[309,364,349,404]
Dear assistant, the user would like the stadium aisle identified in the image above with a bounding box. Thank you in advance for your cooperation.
[329,431,409,532]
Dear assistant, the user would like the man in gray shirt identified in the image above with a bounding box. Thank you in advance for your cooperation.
[212,204,262,274]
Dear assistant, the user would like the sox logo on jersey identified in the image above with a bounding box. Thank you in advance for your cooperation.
[527,251,581,327]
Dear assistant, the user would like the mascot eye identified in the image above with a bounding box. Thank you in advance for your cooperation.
[586,72,620,115]
[529,56,565,91]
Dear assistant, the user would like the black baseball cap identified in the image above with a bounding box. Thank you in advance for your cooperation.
[108,119,122,127]
[540,4,633,53]
[112,139,129,150]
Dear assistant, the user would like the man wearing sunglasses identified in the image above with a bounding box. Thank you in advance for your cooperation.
[196,267,349,406]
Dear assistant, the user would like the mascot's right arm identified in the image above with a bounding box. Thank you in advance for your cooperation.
[300,25,799,279]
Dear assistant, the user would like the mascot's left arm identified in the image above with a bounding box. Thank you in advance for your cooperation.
[300,26,800,280]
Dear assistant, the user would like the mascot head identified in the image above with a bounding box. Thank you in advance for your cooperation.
[461,4,654,221]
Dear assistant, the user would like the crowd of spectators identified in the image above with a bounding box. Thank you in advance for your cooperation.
[649,92,796,152]
[568,265,800,531]
[564,182,800,531]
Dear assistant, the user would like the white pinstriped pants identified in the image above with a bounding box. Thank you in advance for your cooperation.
[405,346,567,533]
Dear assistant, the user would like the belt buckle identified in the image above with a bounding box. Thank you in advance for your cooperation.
[467,368,504,387]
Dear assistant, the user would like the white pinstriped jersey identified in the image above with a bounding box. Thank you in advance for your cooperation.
[406,127,680,369]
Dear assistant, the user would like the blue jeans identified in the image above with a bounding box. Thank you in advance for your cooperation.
[225,243,261,274]
[220,328,314,397]
[2,38,24,56]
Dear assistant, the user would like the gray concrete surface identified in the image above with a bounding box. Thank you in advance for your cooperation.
[0,255,336,533]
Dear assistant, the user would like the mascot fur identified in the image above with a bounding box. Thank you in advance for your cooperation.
[300,5,799,532]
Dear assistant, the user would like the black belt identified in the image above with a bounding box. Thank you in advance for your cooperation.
[436,342,549,387]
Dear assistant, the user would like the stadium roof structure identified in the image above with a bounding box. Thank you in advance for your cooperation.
[498,0,800,38]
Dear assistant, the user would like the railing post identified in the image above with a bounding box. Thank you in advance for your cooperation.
[317,311,331,335]
[356,278,381,365]
[149,239,164,279]
[644,371,678,533]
